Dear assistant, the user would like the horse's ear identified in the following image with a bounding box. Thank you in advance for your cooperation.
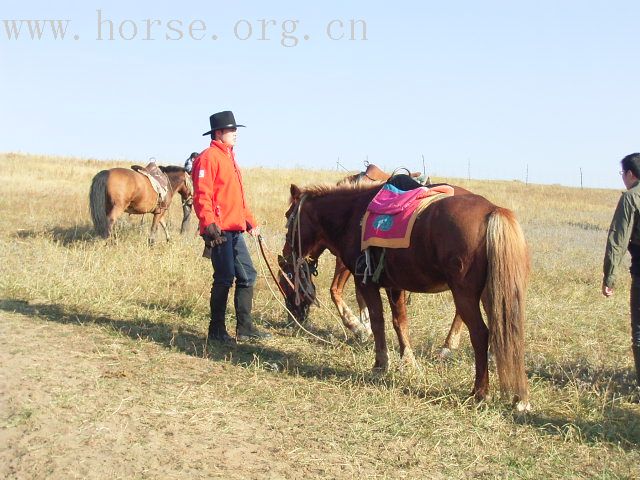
[290,184,301,200]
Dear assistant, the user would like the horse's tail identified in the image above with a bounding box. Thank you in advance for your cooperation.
[89,170,110,238]
[485,207,530,407]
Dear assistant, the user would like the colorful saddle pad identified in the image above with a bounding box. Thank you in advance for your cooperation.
[361,183,454,249]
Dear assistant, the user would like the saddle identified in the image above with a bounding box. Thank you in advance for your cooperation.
[386,173,424,191]
[362,164,390,182]
[361,183,454,249]
[131,162,170,212]
[357,183,453,283]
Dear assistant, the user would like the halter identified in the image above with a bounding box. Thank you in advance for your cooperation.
[286,194,319,307]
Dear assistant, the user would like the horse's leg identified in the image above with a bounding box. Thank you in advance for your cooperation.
[452,290,489,401]
[438,311,465,360]
[180,203,191,234]
[149,213,161,245]
[386,288,418,369]
[330,258,367,340]
[480,296,494,365]
[355,284,372,338]
[159,213,170,242]
[106,203,125,240]
[356,283,387,371]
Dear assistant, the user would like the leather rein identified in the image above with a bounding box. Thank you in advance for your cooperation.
[284,195,319,307]
[254,194,317,307]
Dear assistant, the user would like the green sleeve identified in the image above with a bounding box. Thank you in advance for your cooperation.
[603,193,636,287]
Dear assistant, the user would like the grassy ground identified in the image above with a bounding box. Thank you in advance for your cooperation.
[1,152,639,479]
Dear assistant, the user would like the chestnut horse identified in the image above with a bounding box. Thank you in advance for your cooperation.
[283,164,471,356]
[280,182,530,409]
[89,166,193,243]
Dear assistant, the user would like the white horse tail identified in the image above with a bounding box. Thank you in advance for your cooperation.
[485,207,530,408]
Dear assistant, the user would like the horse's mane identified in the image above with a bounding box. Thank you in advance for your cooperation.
[160,165,187,174]
[336,173,361,186]
[298,181,380,200]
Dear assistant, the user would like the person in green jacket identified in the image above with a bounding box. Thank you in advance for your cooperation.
[603,152,640,387]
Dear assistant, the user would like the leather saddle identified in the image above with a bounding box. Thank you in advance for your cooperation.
[131,162,170,211]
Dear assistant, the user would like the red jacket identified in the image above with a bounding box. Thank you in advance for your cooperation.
[192,140,257,234]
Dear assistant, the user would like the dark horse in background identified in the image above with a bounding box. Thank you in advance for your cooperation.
[280,181,531,410]
[89,165,193,243]
[282,164,474,357]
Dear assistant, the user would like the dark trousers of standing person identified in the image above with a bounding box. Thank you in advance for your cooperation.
[629,276,640,385]
[208,231,270,341]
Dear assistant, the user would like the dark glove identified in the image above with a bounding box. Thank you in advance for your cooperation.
[202,240,213,259]
[204,223,226,246]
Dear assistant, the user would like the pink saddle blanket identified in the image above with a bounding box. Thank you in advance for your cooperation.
[361,184,454,249]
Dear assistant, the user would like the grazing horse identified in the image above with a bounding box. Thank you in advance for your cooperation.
[89,165,193,243]
[280,182,530,409]
[282,164,472,356]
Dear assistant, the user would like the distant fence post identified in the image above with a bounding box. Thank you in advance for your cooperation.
[580,168,583,189]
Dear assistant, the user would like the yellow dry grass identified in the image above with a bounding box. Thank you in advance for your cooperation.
[1,152,639,478]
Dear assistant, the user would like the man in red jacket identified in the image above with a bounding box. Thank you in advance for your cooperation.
[192,111,272,343]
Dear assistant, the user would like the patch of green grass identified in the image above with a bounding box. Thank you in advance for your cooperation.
[6,408,34,427]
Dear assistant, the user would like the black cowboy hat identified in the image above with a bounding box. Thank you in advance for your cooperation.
[202,111,246,136]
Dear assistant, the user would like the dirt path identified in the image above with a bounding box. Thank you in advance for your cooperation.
[0,308,317,480]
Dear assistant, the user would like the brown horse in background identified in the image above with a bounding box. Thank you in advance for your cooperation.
[89,166,193,243]
[284,164,472,357]
[280,181,530,410]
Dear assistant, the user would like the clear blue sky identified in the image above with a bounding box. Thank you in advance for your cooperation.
[1,0,639,188]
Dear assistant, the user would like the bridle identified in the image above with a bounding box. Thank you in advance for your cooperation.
[285,194,319,308]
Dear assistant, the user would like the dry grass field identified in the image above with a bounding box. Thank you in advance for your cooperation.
[1,152,640,479]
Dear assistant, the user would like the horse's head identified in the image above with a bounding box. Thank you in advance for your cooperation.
[277,253,316,322]
[278,184,324,323]
[159,166,193,233]
[179,171,194,205]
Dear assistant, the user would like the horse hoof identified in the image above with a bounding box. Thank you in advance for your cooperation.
[472,390,489,403]
[355,328,371,343]
[372,365,388,375]
[437,347,453,361]
[515,400,532,413]
[399,360,423,377]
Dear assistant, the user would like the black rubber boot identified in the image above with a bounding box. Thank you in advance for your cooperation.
[633,345,640,387]
[207,285,235,344]
[235,286,272,341]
